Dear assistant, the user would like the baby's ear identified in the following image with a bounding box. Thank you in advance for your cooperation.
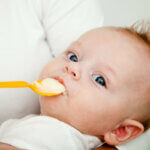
[103,119,144,145]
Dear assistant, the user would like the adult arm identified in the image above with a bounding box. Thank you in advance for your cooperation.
[0,143,20,150]
[0,142,117,150]
[95,145,117,150]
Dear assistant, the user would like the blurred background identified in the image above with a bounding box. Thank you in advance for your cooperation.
[100,0,150,26]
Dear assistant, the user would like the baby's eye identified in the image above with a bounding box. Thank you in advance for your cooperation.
[92,75,106,87]
[67,52,78,62]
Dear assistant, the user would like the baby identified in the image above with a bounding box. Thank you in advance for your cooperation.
[0,23,150,150]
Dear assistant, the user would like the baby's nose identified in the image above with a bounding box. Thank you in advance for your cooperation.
[65,66,80,80]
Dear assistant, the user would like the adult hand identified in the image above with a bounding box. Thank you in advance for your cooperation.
[95,145,117,150]
[0,143,20,150]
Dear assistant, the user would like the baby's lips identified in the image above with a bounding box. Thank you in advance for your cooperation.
[53,76,64,86]
[53,76,67,94]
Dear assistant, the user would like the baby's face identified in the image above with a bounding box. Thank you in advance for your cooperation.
[39,27,150,136]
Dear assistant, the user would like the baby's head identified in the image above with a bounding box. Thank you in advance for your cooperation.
[39,22,150,145]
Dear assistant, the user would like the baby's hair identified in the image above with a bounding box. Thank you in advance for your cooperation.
[116,20,150,47]
[120,20,150,131]
[124,20,150,46]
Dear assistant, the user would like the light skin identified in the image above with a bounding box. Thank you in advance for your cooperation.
[39,27,150,145]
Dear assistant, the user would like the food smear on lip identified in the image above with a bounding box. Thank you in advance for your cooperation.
[33,78,66,96]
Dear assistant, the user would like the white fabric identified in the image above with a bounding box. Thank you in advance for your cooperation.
[0,115,103,150]
[0,0,103,123]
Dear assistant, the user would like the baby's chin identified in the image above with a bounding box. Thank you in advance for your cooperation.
[39,94,70,119]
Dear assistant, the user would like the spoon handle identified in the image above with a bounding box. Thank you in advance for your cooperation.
[0,81,29,88]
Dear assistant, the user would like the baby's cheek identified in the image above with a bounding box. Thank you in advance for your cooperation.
[39,63,51,78]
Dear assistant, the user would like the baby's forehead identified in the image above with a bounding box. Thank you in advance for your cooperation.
[77,27,150,57]
[77,27,131,48]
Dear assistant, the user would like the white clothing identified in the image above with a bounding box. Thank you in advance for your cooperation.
[0,115,103,150]
[0,0,103,123]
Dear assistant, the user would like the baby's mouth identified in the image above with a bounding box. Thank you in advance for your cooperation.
[39,75,68,96]
[52,76,68,96]
[53,76,65,86]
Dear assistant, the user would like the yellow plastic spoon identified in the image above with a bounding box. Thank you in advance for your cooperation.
[0,78,66,96]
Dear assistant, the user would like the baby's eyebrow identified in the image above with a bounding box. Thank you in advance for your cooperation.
[105,63,116,77]
[69,41,82,48]
[68,41,84,54]
[100,62,117,85]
